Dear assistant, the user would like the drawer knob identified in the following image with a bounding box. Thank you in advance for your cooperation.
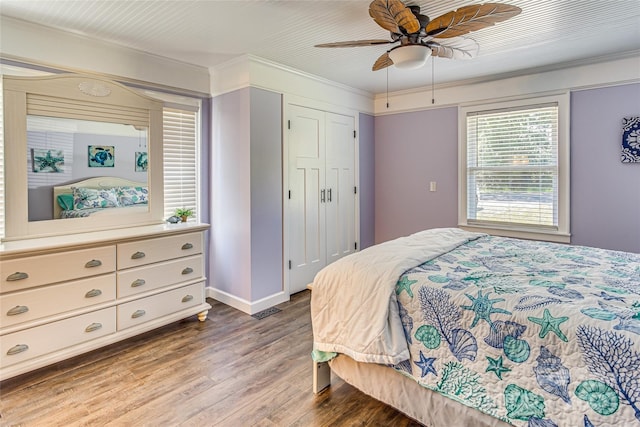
[7,305,29,316]
[85,289,103,298]
[7,272,29,281]
[131,279,146,288]
[7,344,29,356]
[182,267,194,275]
[182,295,194,303]
[85,259,103,268]
[85,322,103,333]
[181,243,194,250]
[131,309,146,319]
[131,251,146,260]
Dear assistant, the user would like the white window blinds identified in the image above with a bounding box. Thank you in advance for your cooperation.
[466,104,559,230]
[163,107,199,221]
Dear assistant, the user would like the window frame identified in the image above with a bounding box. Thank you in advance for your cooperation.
[458,93,571,243]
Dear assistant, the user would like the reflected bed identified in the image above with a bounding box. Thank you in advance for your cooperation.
[53,176,148,219]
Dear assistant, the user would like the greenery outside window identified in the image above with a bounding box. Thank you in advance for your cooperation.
[458,94,570,242]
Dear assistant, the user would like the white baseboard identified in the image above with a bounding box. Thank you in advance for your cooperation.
[205,287,290,315]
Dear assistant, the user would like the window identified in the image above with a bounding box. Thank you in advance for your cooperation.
[459,94,570,242]
[163,107,200,221]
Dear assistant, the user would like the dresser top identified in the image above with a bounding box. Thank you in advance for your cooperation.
[0,222,209,258]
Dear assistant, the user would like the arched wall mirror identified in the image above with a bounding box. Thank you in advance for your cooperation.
[3,74,164,240]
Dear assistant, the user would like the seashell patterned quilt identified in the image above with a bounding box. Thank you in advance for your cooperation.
[394,234,640,426]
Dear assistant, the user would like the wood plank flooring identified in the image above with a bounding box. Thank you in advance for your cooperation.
[0,291,421,426]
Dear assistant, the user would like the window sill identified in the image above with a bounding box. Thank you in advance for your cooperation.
[459,224,571,244]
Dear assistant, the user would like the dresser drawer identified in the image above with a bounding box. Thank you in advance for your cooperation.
[117,282,204,330]
[117,232,202,269]
[116,255,203,298]
[1,307,116,368]
[1,246,116,293]
[0,274,116,329]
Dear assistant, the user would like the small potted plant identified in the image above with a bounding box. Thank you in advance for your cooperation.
[174,208,193,223]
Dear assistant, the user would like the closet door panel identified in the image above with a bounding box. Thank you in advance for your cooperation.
[288,105,327,292]
[325,112,356,263]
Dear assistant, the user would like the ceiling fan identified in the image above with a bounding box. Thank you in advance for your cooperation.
[315,0,521,71]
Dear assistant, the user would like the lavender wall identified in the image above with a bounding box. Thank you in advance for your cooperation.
[211,88,252,300]
[373,84,639,253]
[570,83,640,253]
[374,107,459,244]
[211,87,285,304]
[250,88,283,300]
[359,113,375,249]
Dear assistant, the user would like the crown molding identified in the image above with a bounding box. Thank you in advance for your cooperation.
[0,16,210,95]
[210,54,374,114]
[374,52,640,115]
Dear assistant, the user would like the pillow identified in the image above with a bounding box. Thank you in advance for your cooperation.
[56,193,75,211]
[72,187,120,210]
[115,186,148,206]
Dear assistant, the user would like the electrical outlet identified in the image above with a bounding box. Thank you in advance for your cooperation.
[429,181,437,192]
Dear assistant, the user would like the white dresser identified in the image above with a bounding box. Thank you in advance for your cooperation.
[0,223,210,380]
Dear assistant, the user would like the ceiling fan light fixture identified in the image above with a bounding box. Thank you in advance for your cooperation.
[388,45,431,69]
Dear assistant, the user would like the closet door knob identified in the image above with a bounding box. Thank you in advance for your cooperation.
[85,259,102,268]
[181,243,193,250]
[7,305,29,316]
[320,189,326,203]
[131,251,146,260]
[7,272,29,281]
[328,188,332,202]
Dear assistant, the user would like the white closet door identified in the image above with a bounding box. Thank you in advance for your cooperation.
[325,112,356,264]
[288,105,327,293]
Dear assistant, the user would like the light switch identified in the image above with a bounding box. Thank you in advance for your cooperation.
[429,181,437,192]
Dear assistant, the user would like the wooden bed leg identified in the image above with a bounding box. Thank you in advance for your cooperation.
[313,361,331,393]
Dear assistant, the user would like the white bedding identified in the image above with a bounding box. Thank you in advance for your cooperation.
[310,227,484,365]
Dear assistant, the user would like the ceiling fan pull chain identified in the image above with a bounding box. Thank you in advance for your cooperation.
[386,66,390,109]
[431,57,435,105]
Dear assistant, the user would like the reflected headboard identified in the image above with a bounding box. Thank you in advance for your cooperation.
[53,176,148,219]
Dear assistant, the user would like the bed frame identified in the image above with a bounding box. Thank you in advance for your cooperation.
[314,355,511,427]
[53,176,147,219]
[311,297,511,426]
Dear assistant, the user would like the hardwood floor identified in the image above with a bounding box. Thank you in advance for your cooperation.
[0,291,421,426]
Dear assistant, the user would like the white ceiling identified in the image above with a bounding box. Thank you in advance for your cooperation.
[1,0,639,94]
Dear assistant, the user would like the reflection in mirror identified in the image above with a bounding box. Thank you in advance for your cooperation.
[26,116,149,221]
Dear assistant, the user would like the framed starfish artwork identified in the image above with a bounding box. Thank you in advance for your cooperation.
[31,148,64,173]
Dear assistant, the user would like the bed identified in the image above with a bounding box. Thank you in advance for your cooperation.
[53,176,149,219]
[311,228,640,427]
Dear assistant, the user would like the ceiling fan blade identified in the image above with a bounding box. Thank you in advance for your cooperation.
[408,5,430,32]
[372,52,394,71]
[425,3,521,39]
[315,39,394,48]
[428,37,480,59]
[369,0,421,34]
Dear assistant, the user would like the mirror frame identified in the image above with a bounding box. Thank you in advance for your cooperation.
[3,74,165,240]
